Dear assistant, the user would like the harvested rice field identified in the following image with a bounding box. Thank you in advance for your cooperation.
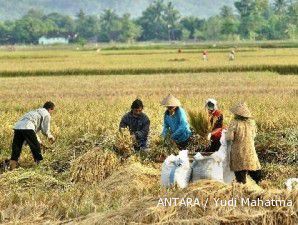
[0,45,297,224]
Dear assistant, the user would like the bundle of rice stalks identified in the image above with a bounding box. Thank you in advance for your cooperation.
[114,128,134,158]
[84,180,298,225]
[70,147,121,184]
[188,110,210,138]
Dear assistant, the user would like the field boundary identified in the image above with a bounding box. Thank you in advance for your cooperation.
[0,65,297,77]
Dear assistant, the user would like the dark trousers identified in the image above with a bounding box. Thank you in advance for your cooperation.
[235,170,262,184]
[11,130,43,162]
[207,139,221,152]
[176,138,190,150]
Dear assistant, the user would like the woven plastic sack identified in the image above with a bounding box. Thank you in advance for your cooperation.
[191,152,224,182]
[219,129,235,184]
[191,130,235,183]
[161,150,191,189]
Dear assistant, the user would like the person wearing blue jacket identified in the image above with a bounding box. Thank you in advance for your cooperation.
[161,94,192,150]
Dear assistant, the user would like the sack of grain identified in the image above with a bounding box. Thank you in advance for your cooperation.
[219,130,235,184]
[192,130,235,183]
[192,152,224,182]
[161,150,191,189]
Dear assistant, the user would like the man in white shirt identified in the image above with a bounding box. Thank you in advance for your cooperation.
[10,101,56,170]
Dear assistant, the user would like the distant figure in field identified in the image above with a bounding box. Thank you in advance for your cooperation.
[205,99,224,152]
[229,50,235,61]
[161,94,192,150]
[178,48,182,53]
[10,101,56,170]
[202,50,208,61]
[119,99,150,151]
[226,102,262,184]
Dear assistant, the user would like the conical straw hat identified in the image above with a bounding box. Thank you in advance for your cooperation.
[161,94,181,107]
[230,102,252,118]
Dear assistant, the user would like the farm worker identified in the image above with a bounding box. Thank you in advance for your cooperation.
[161,94,192,150]
[229,50,235,61]
[205,98,224,152]
[226,102,262,184]
[202,50,208,61]
[119,99,150,151]
[10,101,56,170]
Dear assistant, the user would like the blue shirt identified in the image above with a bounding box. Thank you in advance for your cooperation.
[162,107,192,143]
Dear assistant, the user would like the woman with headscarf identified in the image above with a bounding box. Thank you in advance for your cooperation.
[226,102,262,184]
[205,98,224,152]
[161,94,192,150]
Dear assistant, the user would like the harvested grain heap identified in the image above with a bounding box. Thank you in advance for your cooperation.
[70,147,121,183]
[74,180,298,225]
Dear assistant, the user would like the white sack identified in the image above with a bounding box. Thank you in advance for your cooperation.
[161,150,191,189]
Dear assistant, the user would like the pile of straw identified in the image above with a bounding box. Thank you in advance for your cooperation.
[70,147,121,184]
[75,180,297,225]
[99,161,160,196]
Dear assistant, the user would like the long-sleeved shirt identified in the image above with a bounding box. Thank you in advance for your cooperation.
[119,111,150,143]
[162,107,192,143]
[209,109,223,140]
[14,108,53,139]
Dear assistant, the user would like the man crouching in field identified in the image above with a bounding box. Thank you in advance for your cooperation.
[119,99,150,151]
[9,101,56,170]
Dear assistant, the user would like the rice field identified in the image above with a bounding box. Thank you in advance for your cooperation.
[0,45,297,224]
[0,48,297,76]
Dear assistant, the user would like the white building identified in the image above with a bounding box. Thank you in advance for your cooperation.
[38,36,69,45]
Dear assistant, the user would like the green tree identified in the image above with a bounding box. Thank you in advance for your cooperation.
[137,0,168,40]
[163,2,181,40]
[98,9,121,42]
[286,1,298,39]
[13,17,48,43]
[119,14,141,42]
[76,9,99,40]
[45,13,75,37]
[180,16,205,39]
[235,0,269,39]
[202,16,222,40]
[0,21,13,44]
[220,5,239,39]
[273,0,288,14]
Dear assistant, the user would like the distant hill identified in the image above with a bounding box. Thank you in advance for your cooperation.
[0,0,236,20]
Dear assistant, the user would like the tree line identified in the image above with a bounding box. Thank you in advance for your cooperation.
[0,0,297,44]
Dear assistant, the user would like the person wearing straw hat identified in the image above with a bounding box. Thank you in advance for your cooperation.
[205,98,224,152]
[161,94,192,150]
[226,102,262,184]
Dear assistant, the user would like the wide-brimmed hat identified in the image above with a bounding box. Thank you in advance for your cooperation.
[161,94,181,107]
[230,102,252,118]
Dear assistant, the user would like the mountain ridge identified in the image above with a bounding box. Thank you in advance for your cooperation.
[0,0,236,20]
